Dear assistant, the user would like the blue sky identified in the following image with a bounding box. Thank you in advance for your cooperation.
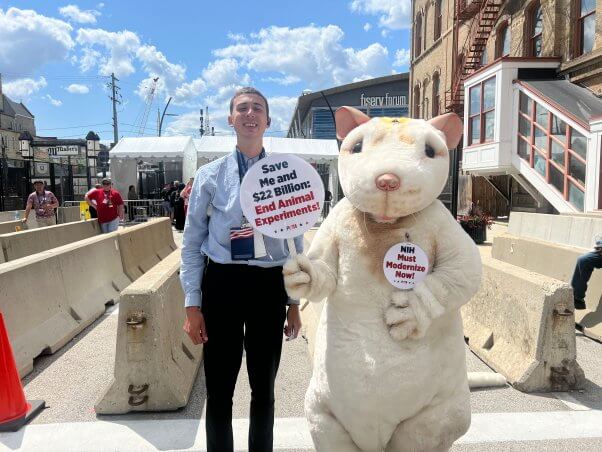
[0,1,411,142]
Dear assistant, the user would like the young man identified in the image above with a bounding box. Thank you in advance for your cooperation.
[23,180,59,227]
[85,178,124,233]
[180,87,302,452]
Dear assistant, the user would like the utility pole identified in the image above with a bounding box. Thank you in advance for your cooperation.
[108,73,121,146]
[199,109,204,137]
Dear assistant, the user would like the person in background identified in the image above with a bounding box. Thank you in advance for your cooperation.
[181,86,302,452]
[85,178,124,233]
[160,183,173,217]
[181,177,194,217]
[127,185,139,222]
[174,182,186,231]
[23,180,59,227]
[571,237,602,310]
[86,184,102,219]
[169,180,181,224]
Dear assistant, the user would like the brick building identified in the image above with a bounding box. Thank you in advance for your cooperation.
[411,0,602,216]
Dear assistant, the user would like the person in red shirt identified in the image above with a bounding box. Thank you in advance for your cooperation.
[85,178,124,233]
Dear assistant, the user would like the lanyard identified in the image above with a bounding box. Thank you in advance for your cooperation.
[36,192,46,206]
[236,148,266,184]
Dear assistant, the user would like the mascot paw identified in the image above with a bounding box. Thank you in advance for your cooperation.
[385,291,430,341]
[283,254,314,300]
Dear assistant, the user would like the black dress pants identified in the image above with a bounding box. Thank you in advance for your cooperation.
[201,260,287,452]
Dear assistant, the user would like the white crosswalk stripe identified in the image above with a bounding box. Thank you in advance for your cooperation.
[1,411,602,451]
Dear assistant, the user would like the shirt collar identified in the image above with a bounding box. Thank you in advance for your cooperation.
[235,147,264,167]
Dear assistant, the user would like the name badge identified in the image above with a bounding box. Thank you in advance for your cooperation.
[230,226,254,260]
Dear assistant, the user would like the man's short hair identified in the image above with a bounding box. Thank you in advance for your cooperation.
[229,87,270,118]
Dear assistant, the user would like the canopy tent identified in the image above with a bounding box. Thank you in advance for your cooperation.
[110,136,197,198]
[109,135,340,199]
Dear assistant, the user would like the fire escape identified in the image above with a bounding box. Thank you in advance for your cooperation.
[446,0,505,115]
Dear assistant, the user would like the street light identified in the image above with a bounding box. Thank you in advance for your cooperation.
[158,97,178,137]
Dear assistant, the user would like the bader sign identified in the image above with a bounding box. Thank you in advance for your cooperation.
[240,154,325,239]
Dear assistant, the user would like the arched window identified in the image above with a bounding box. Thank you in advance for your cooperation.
[432,73,440,117]
[434,0,442,41]
[526,2,543,57]
[496,22,511,58]
[424,7,429,51]
[415,14,423,58]
[414,85,421,119]
[576,0,596,56]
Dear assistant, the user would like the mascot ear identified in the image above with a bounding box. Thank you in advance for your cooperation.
[427,112,463,150]
[335,106,370,140]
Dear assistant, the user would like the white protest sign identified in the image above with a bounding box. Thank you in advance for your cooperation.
[240,153,325,239]
[383,242,429,289]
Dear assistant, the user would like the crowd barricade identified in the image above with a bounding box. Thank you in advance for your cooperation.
[57,206,81,224]
[0,233,131,377]
[96,249,202,414]
[117,217,177,280]
[0,220,100,262]
[0,220,26,235]
[462,252,585,392]
[493,233,602,342]
[0,211,37,229]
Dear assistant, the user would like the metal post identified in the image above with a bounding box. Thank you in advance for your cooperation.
[110,73,120,146]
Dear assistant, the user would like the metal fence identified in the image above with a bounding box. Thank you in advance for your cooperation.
[64,199,166,223]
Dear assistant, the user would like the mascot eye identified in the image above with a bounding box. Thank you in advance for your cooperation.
[352,140,363,154]
[425,144,436,158]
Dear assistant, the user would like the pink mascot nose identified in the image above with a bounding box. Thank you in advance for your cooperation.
[375,173,400,192]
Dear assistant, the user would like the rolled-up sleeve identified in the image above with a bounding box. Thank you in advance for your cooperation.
[180,170,212,308]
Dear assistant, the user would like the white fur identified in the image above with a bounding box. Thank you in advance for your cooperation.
[284,117,482,451]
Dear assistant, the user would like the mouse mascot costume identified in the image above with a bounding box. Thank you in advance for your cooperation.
[284,107,482,452]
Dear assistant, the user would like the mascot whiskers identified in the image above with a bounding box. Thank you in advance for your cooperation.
[284,107,482,452]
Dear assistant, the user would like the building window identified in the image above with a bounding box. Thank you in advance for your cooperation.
[468,76,496,145]
[414,85,421,118]
[527,2,543,57]
[516,91,586,211]
[577,0,596,56]
[415,14,423,58]
[496,22,511,58]
[480,46,489,66]
[434,0,442,41]
[432,73,440,116]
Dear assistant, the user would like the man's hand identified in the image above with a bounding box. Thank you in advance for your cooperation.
[284,304,301,341]
[183,307,208,345]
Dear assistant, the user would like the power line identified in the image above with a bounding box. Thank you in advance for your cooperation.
[38,122,112,131]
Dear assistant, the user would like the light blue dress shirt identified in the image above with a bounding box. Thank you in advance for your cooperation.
[180,148,304,308]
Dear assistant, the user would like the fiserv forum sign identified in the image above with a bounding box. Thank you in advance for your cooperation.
[360,93,407,108]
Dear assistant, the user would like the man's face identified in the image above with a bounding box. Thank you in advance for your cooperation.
[228,94,270,139]
[102,182,111,191]
[34,183,44,192]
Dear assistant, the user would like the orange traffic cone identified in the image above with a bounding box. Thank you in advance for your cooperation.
[0,312,45,432]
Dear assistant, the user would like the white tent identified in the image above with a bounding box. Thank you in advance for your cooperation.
[109,136,197,197]
[109,135,340,199]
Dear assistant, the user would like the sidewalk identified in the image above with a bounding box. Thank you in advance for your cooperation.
[2,225,602,451]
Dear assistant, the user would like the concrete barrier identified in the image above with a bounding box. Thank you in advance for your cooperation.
[96,249,202,414]
[493,233,602,342]
[117,217,177,280]
[462,253,585,392]
[57,206,81,224]
[0,210,38,229]
[508,211,602,249]
[0,233,131,377]
[0,220,26,235]
[0,219,100,262]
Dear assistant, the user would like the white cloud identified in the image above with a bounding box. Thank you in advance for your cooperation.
[349,0,412,30]
[173,78,207,105]
[393,48,411,67]
[44,94,63,106]
[363,23,372,31]
[97,3,105,8]
[135,45,186,99]
[66,83,89,94]
[381,29,390,38]
[0,8,74,75]
[164,111,202,136]
[59,4,100,24]
[214,25,390,89]
[262,75,301,86]
[202,58,249,88]
[3,77,47,99]
[76,28,140,77]
[266,96,298,134]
